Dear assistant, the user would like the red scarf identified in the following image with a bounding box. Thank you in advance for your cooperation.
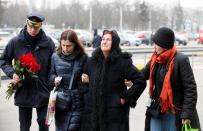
[149,46,177,113]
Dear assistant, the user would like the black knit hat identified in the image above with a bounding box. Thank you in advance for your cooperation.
[152,27,175,49]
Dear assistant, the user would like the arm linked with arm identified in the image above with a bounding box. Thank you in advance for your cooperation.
[79,56,90,94]
[120,58,147,106]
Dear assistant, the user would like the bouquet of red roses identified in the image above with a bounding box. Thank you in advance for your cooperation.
[6,53,40,99]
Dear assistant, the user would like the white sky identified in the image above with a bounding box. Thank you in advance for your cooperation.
[179,0,203,8]
[9,0,203,9]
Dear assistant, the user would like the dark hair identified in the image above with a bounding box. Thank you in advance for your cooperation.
[102,30,113,36]
[57,30,85,58]
[101,30,122,59]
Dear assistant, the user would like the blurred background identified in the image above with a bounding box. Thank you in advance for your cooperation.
[0,0,203,48]
[0,1,203,130]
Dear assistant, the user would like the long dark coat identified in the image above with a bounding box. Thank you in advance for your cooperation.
[142,52,201,131]
[0,27,55,107]
[81,48,146,131]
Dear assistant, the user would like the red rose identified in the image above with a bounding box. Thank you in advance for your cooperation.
[18,53,40,73]
[6,53,41,99]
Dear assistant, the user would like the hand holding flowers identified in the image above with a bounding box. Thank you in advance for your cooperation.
[5,53,40,99]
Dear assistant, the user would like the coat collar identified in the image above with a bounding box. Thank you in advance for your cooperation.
[18,27,50,48]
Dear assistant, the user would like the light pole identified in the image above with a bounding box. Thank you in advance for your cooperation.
[89,5,92,31]
[119,0,125,31]
[148,6,151,31]
[120,6,123,31]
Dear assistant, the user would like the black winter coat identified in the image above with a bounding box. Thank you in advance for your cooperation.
[0,27,55,107]
[142,52,201,131]
[49,52,87,131]
[81,48,146,131]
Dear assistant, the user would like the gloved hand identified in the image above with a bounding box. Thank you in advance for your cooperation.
[54,76,62,86]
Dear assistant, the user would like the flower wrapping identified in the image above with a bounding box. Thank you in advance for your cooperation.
[6,53,40,99]
[45,87,57,126]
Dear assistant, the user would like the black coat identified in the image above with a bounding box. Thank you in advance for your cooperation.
[81,48,146,131]
[49,52,87,131]
[0,27,55,107]
[142,52,201,131]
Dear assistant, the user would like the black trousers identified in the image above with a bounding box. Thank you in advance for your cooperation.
[18,106,49,131]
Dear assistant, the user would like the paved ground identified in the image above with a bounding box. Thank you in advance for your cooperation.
[0,55,203,131]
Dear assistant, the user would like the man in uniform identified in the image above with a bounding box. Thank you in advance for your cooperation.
[0,12,55,131]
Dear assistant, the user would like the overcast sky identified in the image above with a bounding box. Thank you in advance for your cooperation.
[10,0,203,9]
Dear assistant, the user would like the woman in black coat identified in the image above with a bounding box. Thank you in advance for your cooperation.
[81,30,146,131]
[141,27,201,131]
[49,30,87,131]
